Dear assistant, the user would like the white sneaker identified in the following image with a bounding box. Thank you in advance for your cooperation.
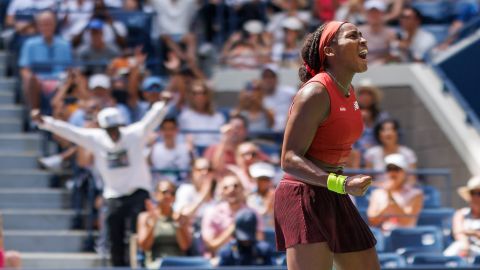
[38,154,63,170]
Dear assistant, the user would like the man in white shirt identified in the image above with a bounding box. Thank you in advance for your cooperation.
[393,7,436,62]
[259,66,296,132]
[31,97,170,266]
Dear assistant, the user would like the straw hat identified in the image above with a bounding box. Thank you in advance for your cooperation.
[458,176,480,202]
[356,78,383,104]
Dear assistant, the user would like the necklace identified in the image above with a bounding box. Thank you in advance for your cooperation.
[326,70,351,97]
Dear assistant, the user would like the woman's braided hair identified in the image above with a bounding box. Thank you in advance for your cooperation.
[298,23,329,83]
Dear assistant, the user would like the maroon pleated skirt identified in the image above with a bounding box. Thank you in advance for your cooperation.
[274,174,376,253]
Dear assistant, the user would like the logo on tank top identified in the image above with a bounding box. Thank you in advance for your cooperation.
[353,101,360,111]
[339,107,346,111]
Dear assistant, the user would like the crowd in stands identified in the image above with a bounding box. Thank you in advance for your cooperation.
[0,0,479,268]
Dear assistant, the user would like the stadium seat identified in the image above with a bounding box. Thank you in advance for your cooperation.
[420,185,442,208]
[370,227,386,252]
[410,254,468,266]
[378,253,407,268]
[412,0,452,23]
[417,208,455,246]
[473,255,480,265]
[388,226,444,253]
[159,256,212,268]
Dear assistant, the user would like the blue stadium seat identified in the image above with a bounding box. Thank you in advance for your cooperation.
[159,256,212,268]
[264,227,276,249]
[420,185,442,208]
[378,253,407,268]
[412,0,452,23]
[370,227,386,252]
[388,226,444,253]
[410,254,468,267]
[417,208,455,246]
[473,255,480,265]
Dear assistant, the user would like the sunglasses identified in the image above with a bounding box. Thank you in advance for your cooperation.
[223,183,240,190]
[194,166,212,172]
[160,189,175,196]
[241,151,258,158]
[470,190,480,197]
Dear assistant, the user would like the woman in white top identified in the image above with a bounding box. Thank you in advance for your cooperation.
[178,80,226,147]
[364,118,417,183]
[444,176,480,257]
[367,154,424,231]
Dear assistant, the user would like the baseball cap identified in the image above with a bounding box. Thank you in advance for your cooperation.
[243,20,264,34]
[282,16,303,31]
[384,153,408,171]
[89,74,111,90]
[249,162,275,179]
[97,107,126,128]
[364,0,387,12]
[88,18,104,30]
[234,208,257,242]
[142,76,165,92]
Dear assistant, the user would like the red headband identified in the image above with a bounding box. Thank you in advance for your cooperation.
[304,21,345,76]
[318,21,345,71]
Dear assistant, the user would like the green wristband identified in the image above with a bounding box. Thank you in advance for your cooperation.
[327,173,347,194]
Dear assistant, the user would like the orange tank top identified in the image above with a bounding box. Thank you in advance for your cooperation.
[291,72,363,166]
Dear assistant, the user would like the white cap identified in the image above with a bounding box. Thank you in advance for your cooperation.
[282,17,303,31]
[384,154,408,171]
[458,176,480,202]
[89,74,111,90]
[364,0,387,12]
[243,20,264,34]
[249,162,275,179]
[97,107,126,128]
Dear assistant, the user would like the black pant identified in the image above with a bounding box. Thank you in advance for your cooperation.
[106,189,149,266]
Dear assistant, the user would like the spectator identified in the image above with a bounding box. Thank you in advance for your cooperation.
[58,0,94,40]
[335,0,365,25]
[174,158,216,221]
[130,76,167,122]
[367,154,424,231]
[358,0,396,65]
[354,81,389,164]
[201,174,264,256]
[69,74,132,127]
[390,6,436,62]
[203,115,248,172]
[31,95,170,266]
[221,20,272,69]
[150,118,193,182]
[313,0,344,23]
[137,180,192,269]
[378,0,405,24]
[19,10,72,113]
[178,80,226,148]
[0,213,22,269]
[231,80,274,133]
[227,142,264,192]
[246,162,275,228]
[5,0,55,31]
[267,0,310,44]
[364,118,417,182]
[70,0,127,50]
[218,208,274,266]
[195,0,234,47]
[444,176,480,258]
[271,16,303,68]
[76,19,120,75]
[258,66,296,132]
[150,0,198,64]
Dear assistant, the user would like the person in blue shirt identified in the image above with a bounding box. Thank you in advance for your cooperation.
[218,208,274,266]
[19,10,72,114]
